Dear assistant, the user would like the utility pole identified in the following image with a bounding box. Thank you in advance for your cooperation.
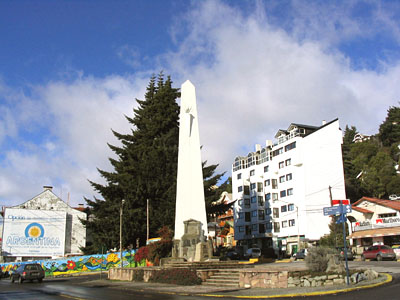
[146,199,149,243]
[120,199,125,269]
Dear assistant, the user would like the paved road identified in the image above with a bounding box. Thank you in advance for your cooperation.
[0,260,399,299]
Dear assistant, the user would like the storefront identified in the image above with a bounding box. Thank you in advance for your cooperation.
[347,197,400,252]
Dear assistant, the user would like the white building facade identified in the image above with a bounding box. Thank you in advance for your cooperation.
[232,119,346,255]
[1,186,86,261]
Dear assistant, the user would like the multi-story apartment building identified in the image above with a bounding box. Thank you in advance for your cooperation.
[232,119,346,256]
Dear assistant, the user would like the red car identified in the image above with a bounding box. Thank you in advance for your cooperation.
[361,245,396,261]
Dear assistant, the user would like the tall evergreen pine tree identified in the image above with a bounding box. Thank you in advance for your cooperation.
[82,74,227,253]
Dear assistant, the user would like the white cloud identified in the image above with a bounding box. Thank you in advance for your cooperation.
[163,0,400,175]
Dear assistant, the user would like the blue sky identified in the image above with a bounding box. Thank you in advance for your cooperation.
[1,0,400,207]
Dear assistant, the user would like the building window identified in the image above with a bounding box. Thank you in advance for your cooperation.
[246,225,251,235]
[250,183,256,190]
[238,199,243,206]
[258,196,264,206]
[274,222,280,233]
[281,205,287,212]
[257,182,263,192]
[285,158,291,166]
[279,161,284,169]
[282,220,288,228]
[252,210,257,218]
[285,141,296,152]
[238,212,244,219]
[259,223,265,233]
[286,173,292,181]
[272,193,278,201]
[266,222,273,230]
[280,190,287,198]
[251,196,257,203]
[265,193,271,201]
[272,179,278,189]
[238,186,243,192]
[279,175,285,183]
[258,210,265,220]
[287,188,293,196]
[250,169,255,176]
[239,226,244,232]
[245,212,251,222]
[273,148,283,157]
[288,204,295,211]
[265,179,270,186]
[273,208,279,218]
[264,165,269,172]
[244,186,250,195]
[266,208,272,215]
[245,199,250,208]
[237,173,242,179]
[289,219,295,227]
[252,224,258,231]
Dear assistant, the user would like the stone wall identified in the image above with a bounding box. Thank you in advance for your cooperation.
[288,274,347,287]
[239,270,288,288]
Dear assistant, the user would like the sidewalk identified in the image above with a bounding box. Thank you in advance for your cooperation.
[77,272,392,298]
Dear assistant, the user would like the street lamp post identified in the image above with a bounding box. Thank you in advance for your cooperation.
[120,199,125,269]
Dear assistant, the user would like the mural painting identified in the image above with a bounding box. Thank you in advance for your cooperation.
[0,250,146,277]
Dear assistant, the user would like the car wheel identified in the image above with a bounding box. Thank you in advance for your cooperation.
[361,255,365,261]
[376,254,382,261]
[11,275,15,283]
[18,276,23,284]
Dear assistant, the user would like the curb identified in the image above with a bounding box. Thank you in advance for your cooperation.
[196,273,393,299]
[141,273,392,299]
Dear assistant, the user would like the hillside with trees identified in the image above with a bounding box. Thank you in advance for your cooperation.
[343,106,400,202]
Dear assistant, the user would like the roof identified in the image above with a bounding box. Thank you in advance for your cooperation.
[353,196,400,211]
[349,226,400,238]
[352,206,373,214]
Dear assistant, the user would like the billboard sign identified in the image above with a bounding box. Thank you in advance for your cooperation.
[2,208,66,257]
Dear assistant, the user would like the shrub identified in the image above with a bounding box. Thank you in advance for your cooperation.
[305,247,336,272]
[132,269,144,281]
[135,246,149,263]
[146,226,173,266]
[149,268,202,285]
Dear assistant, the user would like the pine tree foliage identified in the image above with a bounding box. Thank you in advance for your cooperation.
[82,74,180,253]
[82,74,227,254]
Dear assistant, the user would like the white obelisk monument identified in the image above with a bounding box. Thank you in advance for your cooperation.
[174,80,208,240]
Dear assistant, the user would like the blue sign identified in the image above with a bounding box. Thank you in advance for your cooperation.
[323,206,342,216]
[323,205,352,216]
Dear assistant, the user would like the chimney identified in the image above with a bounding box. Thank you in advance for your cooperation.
[322,120,327,125]
[43,186,53,191]
[255,144,261,152]
[78,204,84,208]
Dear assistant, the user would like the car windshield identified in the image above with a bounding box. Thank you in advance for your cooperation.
[253,249,261,253]
[381,245,391,250]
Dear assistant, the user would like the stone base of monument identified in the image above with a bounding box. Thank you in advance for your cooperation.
[172,219,214,262]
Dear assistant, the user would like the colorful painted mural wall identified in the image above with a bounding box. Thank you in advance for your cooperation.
[0,250,148,276]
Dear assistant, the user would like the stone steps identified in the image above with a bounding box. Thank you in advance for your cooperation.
[163,261,245,269]
[202,270,240,288]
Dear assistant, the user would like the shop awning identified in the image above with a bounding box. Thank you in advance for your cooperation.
[349,226,400,239]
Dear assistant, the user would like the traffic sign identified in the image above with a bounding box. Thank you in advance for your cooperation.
[332,199,350,205]
[323,205,352,216]
[323,206,342,216]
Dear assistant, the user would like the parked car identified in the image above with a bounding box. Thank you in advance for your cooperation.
[10,263,45,283]
[336,247,354,260]
[292,248,307,260]
[361,245,396,261]
[224,250,242,260]
[0,268,3,279]
[246,248,262,258]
